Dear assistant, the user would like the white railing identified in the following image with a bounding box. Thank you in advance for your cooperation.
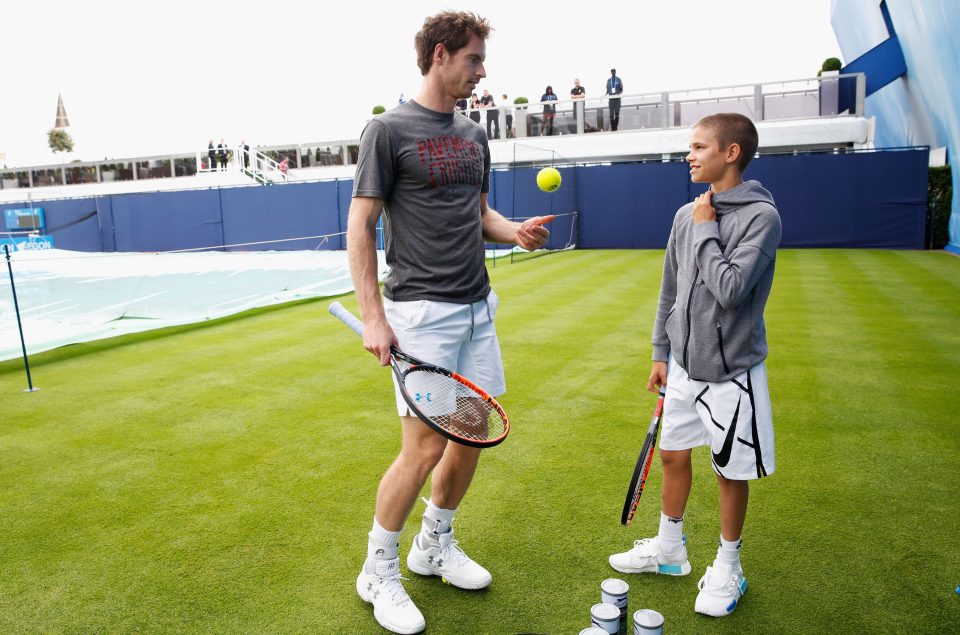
[194,145,293,184]
[3,74,866,190]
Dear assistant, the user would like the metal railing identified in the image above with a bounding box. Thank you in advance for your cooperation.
[1,74,865,191]
[508,73,865,139]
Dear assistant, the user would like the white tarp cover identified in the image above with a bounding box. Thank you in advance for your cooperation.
[0,249,386,361]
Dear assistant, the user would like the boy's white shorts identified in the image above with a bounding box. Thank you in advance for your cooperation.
[661,355,775,480]
[383,291,506,417]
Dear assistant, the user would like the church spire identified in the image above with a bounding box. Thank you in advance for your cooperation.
[54,92,70,129]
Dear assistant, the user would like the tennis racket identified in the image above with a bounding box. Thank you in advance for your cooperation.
[329,302,510,448]
[620,387,666,526]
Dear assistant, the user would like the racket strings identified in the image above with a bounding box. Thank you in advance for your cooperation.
[403,368,506,442]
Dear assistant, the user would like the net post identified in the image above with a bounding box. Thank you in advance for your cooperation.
[3,244,38,393]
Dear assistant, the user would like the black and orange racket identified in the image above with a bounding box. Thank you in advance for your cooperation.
[329,302,510,448]
[621,387,666,525]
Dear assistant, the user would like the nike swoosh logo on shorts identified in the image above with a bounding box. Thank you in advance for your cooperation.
[712,396,742,468]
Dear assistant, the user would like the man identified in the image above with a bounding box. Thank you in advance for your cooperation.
[501,94,514,137]
[207,139,216,172]
[347,11,554,634]
[604,68,624,131]
[570,78,586,133]
[480,89,499,139]
[217,138,228,171]
[240,140,250,169]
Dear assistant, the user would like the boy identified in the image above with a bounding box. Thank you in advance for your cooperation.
[609,113,781,617]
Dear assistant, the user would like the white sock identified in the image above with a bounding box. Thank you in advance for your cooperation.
[367,517,401,562]
[421,497,457,540]
[658,512,684,554]
[717,535,742,567]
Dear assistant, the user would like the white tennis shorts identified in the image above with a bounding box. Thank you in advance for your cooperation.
[383,291,506,417]
[660,355,776,480]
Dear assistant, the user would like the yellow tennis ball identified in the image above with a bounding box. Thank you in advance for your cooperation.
[536,167,562,192]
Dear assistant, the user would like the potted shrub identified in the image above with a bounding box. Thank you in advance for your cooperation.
[2,170,17,188]
[818,57,842,76]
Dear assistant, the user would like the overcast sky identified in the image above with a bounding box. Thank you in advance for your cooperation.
[0,0,842,167]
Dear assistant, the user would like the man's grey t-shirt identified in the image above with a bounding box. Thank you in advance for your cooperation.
[353,100,491,303]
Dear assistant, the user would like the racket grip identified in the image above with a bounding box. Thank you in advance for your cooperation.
[328,301,365,337]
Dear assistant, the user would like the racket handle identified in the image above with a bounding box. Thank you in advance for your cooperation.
[328,301,365,337]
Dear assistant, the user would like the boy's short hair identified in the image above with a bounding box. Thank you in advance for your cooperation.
[695,113,759,173]
[415,11,491,76]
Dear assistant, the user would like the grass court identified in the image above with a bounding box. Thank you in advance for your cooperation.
[1,249,959,633]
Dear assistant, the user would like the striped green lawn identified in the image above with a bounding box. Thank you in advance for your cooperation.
[1,249,958,634]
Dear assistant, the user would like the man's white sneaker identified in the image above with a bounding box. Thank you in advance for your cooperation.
[356,558,425,634]
[694,561,747,617]
[608,536,691,576]
[407,531,492,589]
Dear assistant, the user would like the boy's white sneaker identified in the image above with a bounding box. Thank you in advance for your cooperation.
[694,561,747,617]
[407,530,492,589]
[356,557,425,634]
[608,536,691,576]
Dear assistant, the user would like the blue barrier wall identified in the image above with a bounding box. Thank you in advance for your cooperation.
[488,166,580,250]
[747,150,928,249]
[220,181,343,252]
[0,149,929,252]
[574,163,690,248]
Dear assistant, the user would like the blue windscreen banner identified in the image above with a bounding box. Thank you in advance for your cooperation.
[575,163,689,249]
[746,149,927,249]
[487,166,579,251]
[0,148,929,253]
[220,181,342,252]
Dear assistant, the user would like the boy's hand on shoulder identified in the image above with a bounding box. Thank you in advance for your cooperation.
[692,191,716,224]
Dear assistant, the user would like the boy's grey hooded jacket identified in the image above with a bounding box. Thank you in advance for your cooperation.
[652,180,782,382]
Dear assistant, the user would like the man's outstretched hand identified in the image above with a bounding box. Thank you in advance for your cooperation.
[516,215,556,251]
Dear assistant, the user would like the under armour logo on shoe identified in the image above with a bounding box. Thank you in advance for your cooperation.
[436,558,444,568]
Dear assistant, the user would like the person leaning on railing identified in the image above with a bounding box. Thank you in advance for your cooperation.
[540,86,558,136]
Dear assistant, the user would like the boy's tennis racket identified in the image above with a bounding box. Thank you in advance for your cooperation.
[329,302,510,448]
[621,387,666,525]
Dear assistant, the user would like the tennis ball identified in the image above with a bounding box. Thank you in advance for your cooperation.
[536,167,562,192]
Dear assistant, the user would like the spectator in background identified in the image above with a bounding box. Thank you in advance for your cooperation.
[481,90,500,139]
[240,140,250,169]
[540,86,558,136]
[604,68,624,131]
[217,138,228,171]
[279,156,289,180]
[469,93,482,125]
[570,78,586,133]
[501,94,514,137]
[456,97,468,115]
[207,139,216,172]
